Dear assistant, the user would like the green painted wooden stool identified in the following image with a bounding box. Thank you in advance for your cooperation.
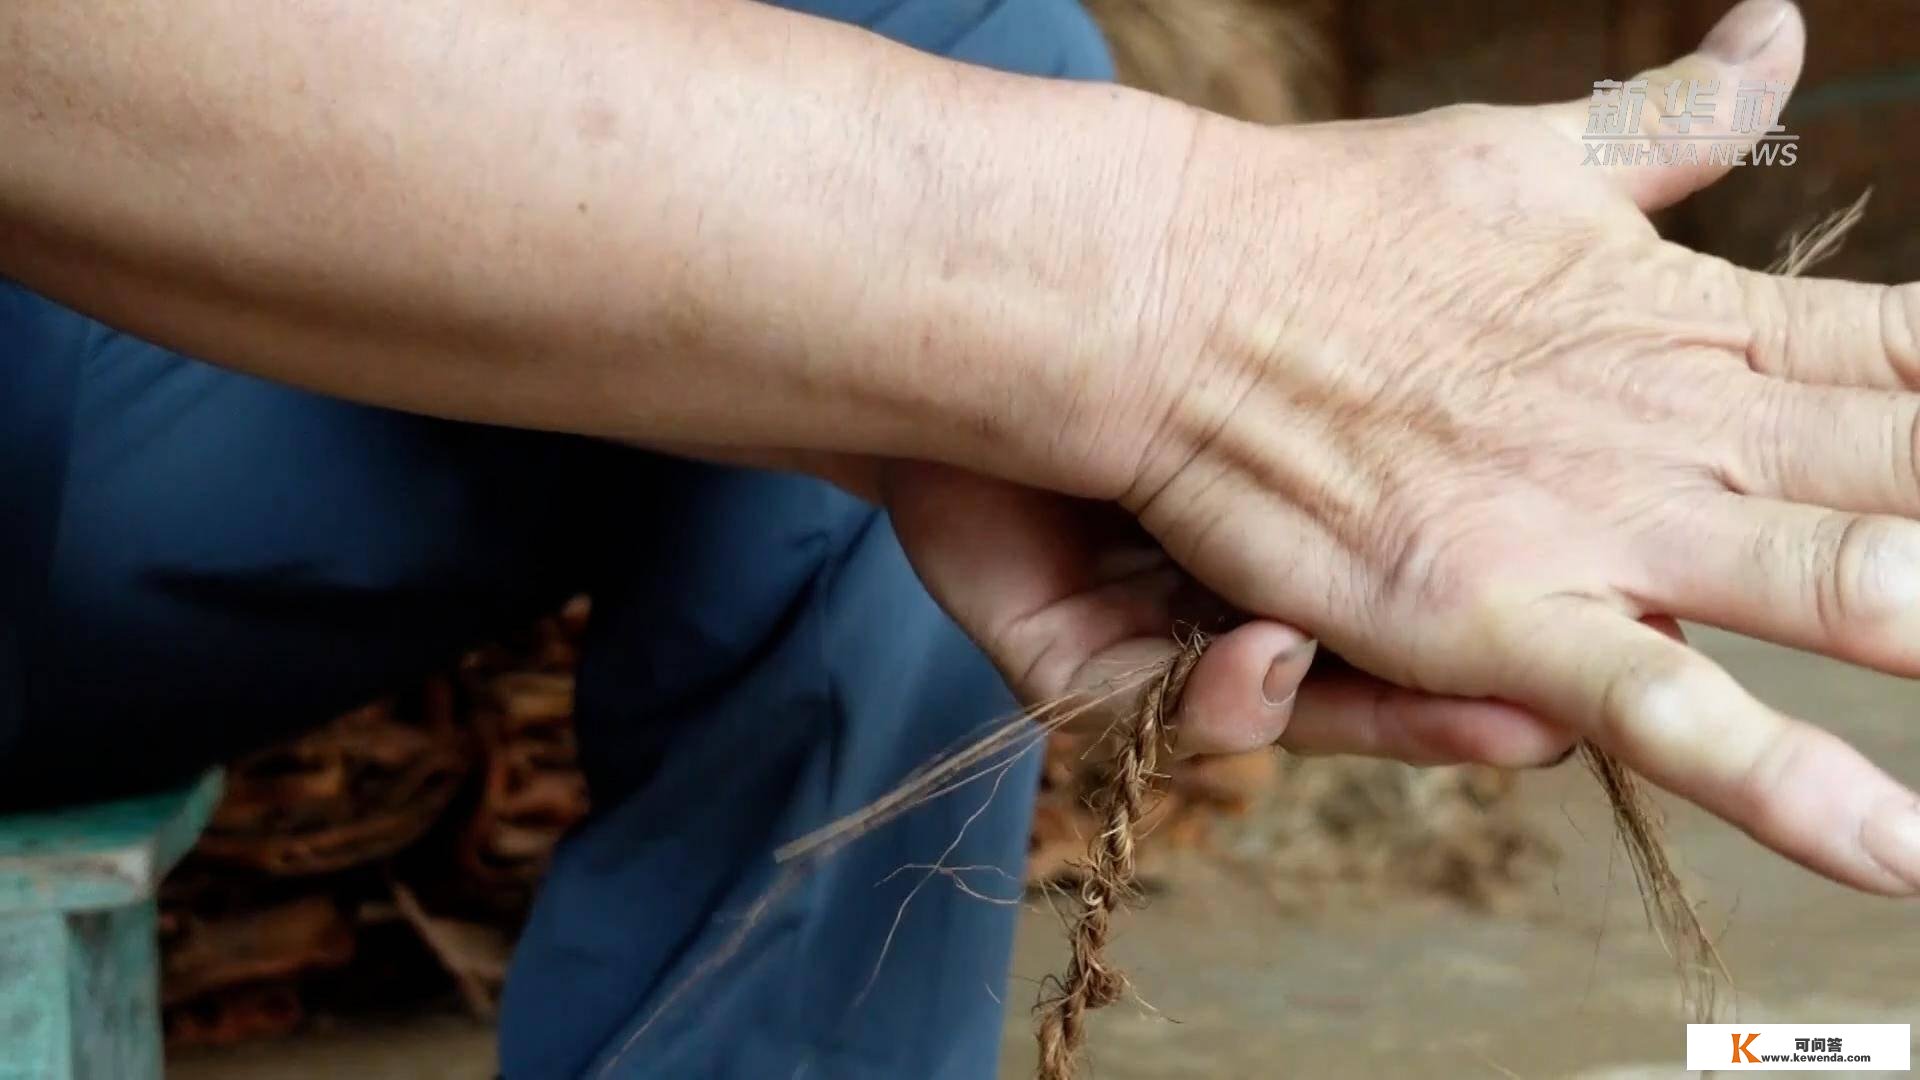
[0,772,222,1080]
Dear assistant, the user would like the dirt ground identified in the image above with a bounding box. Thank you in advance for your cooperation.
[173,628,1918,1079]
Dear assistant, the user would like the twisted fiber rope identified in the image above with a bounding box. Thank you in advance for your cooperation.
[1029,635,1726,1079]
[1035,633,1206,1080]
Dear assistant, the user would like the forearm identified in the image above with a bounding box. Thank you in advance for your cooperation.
[0,0,1197,494]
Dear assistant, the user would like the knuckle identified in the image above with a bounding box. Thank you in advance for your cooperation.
[1728,723,1817,840]
[1879,283,1920,386]
[1596,651,1708,755]
[1736,270,1793,376]
[1818,515,1920,642]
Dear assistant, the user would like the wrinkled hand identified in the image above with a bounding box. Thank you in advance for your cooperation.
[1099,0,1920,894]
[673,447,1579,766]
[883,461,1576,764]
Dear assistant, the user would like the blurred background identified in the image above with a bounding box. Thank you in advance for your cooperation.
[1094,0,1920,281]
[161,2,1918,1077]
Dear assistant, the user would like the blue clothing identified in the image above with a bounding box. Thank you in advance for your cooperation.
[0,2,1113,1076]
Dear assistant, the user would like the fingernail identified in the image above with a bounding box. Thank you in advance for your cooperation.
[1701,0,1793,63]
[1862,803,1920,893]
[1262,639,1319,708]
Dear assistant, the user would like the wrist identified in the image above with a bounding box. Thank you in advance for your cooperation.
[970,94,1234,503]
[845,78,1231,502]
[1089,108,1311,514]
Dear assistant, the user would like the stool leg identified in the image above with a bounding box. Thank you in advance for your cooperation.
[0,905,162,1080]
[67,904,162,1080]
[0,909,75,1080]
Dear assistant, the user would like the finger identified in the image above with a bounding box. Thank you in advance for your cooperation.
[1537,0,1804,211]
[1638,493,1920,676]
[1168,620,1317,759]
[1721,267,1920,392]
[1719,377,1920,516]
[1054,619,1316,754]
[1491,597,1920,895]
[1277,671,1577,768]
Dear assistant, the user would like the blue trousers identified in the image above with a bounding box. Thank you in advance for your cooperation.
[0,2,1114,1075]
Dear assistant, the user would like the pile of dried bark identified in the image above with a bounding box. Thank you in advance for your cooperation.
[159,599,592,1046]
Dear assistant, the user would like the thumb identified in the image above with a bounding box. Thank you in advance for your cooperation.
[1049,621,1318,760]
[1167,621,1317,760]
[1540,0,1805,212]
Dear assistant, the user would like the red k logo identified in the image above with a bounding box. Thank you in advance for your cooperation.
[1731,1032,1762,1064]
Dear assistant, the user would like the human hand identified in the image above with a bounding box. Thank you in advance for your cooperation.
[1071,0,1920,895]
[883,461,1577,766]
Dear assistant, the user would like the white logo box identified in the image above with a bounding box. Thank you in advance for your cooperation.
[1687,1023,1911,1071]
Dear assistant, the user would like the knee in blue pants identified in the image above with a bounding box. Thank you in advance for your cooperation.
[503,469,1033,1078]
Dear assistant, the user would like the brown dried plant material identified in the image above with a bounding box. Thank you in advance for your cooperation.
[390,880,515,1022]
[160,895,357,1005]
[159,596,596,1046]
[1578,743,1725,1024]
[456,672,590,890]
[1034,635,1204,1078]
[767,632,1695,1080]
[1029,722,1278,886]
[195,684,470,875]
[1769,188,1872,276]
[165,982,308,1048]
[1027,648,1709,1080]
